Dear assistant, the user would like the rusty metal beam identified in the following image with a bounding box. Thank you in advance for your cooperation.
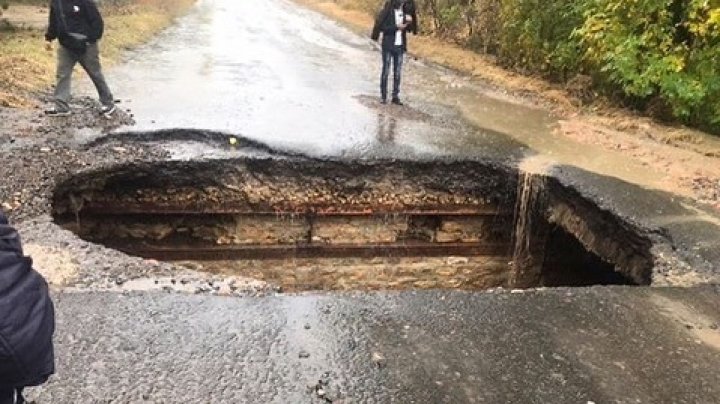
[119,242,510,261]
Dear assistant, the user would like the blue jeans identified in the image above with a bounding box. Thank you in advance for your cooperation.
[381,46,404,101]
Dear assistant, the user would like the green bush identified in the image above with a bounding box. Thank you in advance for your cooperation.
[408,0,720,133]
[496,0,586,80]
[578,0,720,130]
[465,1,502,53]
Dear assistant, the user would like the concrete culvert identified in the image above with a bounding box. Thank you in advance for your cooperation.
[52,157,653,291]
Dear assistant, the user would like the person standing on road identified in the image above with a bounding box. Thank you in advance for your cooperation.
[44,0,116,117]
[371,0,418,105]
[0,211,55,404]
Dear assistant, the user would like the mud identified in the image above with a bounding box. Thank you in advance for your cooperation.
[51,158,513,215]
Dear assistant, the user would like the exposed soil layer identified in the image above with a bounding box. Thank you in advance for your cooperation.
[53,155,653,291]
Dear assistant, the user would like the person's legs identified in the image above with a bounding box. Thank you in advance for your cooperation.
[380,48,393,103]
[78,42,114,110]
[391,47,405,103]
[53,46,77,113]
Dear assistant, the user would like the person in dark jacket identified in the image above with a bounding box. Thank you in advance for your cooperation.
[0,211,55,404]
[44,0,116,117]
[371,0,418,105]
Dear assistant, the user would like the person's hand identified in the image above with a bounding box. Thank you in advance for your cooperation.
[405,15,413,23]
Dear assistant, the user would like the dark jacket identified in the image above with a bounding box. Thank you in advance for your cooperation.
[45,0,104,43]
[0,212,55,389]
[371,0,418,52]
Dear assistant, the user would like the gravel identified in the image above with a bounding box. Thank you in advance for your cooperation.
[0,100,276,295]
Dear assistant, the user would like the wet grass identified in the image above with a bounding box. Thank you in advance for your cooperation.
[0,0,196,108]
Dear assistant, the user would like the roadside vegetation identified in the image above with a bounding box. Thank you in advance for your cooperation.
[306,0,720,135]
[0,0,196,107]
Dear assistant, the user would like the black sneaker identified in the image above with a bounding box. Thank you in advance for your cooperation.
[100,104,116,117]
[381,98,388,105]
[391,98,403,106]
[44,108,72,117]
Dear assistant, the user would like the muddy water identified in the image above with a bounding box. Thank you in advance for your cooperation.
[511,173,543,269]
[407,68,673,190]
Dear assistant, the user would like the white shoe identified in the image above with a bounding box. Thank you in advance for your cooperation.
[44,108,72,117]
[100,104,117,117]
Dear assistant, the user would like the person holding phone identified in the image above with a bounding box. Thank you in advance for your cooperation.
[371,0,418,105]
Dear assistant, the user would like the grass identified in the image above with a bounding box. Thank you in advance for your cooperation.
[0,0,196,107]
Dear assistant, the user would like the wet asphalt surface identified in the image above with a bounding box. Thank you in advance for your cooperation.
[2,0,720,401]
[106,0,533,160]
[30,288,720,403]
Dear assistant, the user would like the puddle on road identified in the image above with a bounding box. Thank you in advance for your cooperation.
[650,294,720,350]
[53,152,653,292]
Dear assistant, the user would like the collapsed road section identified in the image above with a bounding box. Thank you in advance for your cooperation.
[52,155,653,291]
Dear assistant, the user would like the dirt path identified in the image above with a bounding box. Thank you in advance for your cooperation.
[0,4,48,29]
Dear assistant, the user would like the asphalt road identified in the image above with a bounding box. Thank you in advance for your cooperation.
[27,287,720,403]
[106,0,539,160]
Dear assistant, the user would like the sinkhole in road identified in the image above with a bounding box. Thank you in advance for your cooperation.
[53,157,654,291]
